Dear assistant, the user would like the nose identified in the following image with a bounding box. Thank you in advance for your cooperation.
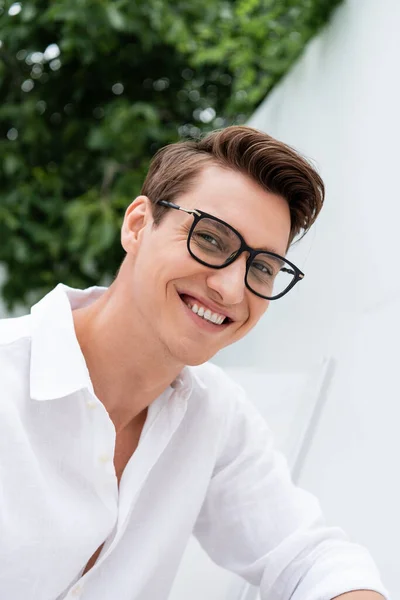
[205,253,247,305]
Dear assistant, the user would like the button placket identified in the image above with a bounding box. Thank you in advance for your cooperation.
[98,453,112,464]
[82,390,118,512]
[98,452,115,477]
[84,392,115,471]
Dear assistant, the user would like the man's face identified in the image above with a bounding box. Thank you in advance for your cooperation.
[121,165,291,366]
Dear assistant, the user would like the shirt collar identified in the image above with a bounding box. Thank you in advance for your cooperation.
[29,283,195,402]
[30,283,107,401]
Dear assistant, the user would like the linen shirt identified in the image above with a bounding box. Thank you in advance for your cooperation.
[0,284,390,600]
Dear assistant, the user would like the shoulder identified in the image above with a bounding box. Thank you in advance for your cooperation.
[0,316,33,450]
[188,361,259,419]
[189,361,243,397]
[0,314,32,384]
[0,313,32,348]
[190,361,270,425]
[189,363,273,469]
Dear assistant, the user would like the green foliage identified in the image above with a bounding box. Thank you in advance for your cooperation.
[0,0,343,310]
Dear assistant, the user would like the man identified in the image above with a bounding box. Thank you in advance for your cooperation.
[0,126,389,600]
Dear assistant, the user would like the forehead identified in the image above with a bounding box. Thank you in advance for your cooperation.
[177,165,291,255]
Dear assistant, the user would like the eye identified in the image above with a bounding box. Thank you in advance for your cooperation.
[252,261,274,277]
[199,233,219,246]
[193,231,226,252]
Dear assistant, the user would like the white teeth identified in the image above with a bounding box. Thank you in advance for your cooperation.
[185,300,226,325]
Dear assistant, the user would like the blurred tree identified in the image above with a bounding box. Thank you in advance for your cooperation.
[0,0,342,309]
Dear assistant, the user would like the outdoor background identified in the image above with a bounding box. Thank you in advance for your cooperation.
[0,0,341,311]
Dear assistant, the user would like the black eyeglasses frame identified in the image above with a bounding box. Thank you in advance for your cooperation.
[157,200,304,300]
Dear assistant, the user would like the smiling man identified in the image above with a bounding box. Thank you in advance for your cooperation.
[0,127,390,600]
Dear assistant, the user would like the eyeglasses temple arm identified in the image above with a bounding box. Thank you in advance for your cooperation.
[158,200,201,216]
[281,267,304,279]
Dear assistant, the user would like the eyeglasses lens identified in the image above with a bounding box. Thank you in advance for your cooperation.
[189,218,295,299]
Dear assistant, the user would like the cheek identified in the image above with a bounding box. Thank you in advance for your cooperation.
[166,241,198,276]
[140,246,193,292]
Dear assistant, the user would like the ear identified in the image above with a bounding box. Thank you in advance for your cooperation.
[121,196,152,254]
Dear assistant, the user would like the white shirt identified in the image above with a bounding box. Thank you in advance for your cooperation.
[0,284,390,600]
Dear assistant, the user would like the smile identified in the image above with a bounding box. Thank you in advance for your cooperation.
[184,299,226,325]
[179,293,232,330]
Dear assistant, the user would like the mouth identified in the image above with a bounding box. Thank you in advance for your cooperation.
[178,293,233,331]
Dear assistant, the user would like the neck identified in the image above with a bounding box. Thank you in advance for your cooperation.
[72,283,184,434]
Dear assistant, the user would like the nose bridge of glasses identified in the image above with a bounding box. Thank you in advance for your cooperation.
[227,240,256,268]
[225,247,244,263]
[223,248,249,279]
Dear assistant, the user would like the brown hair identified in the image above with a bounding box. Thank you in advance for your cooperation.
[141,125,324,248]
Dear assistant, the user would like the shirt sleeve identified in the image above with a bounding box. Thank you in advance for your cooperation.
[192,380,390,600]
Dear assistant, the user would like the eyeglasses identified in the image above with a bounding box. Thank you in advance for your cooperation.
[157,200,304,300]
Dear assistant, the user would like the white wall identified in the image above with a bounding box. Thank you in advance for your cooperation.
[213,0,399,596]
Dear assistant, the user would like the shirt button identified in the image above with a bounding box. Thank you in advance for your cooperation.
[70,583,83,596]
[86,399,97,409]
[98,453,112,464]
